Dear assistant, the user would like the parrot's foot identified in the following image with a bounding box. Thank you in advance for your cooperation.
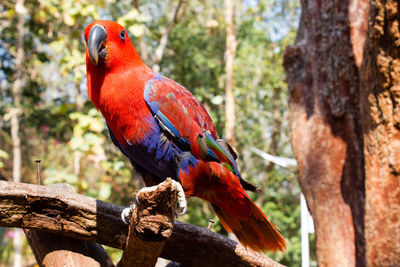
[135,181,187,215]
[121,203,136,224]
[136,180,187,215]
[121,180,187,224]
[173,180,187,215]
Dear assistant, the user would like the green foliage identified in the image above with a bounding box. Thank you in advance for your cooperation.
[0,228,12,265]
[0,0,304,265]
[69,108,105,153]
[0,150,9,168]
[0,228,34,266]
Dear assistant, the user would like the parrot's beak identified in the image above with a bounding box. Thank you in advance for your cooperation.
[88,24,107,66]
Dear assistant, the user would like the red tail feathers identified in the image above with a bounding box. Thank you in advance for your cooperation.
[181,161,286,252]
[212,194,286,252]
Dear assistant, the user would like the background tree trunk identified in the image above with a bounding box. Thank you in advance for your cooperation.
[224,0,238,147]
[360,0,400,265]
[284,0,399,266]
[11,0,25,266]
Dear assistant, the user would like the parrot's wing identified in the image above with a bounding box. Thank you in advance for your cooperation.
[144,74,241,177]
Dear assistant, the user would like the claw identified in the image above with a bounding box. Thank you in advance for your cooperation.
[121,203,136,224]
[172,180,187,215]
[135,194,140,206]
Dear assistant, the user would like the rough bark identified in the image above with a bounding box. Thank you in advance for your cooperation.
[25,230,114,267]
[119,179,176,267]
[224,0,237,148]
[0,180,282,267]
[285,0,400,266]
[283,0,368,266]
[25,183,114,267]
[11,1,25,266]
[360,0,400,265]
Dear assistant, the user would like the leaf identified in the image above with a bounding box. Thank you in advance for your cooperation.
[128,25,145,37]
[0,150,9,159]
[98,183,112,200]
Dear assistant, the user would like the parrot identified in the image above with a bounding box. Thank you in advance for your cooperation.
[84,20,286,252]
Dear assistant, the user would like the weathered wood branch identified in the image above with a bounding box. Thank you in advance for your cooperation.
[25,230,114,267]
[25,184,114,267]
[119,179,176,267]
[0,180,283,267]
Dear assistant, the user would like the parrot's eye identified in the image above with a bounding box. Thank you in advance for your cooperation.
[119,30,126,40]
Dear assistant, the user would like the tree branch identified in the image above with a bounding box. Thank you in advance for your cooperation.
[152,0,187,72]
[132,0,149,63]
[25,183,114,267]
[25,230,114,267]
[0,180,283,267]
[119,178,176,267]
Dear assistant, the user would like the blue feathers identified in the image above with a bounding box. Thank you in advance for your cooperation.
[145,75,191,150]
[111,121,197,181]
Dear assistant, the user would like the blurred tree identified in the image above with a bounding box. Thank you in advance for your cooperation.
[152,0,187,72]
[132,0,149,62]
[224,0,238,148]
[9,0,25,266]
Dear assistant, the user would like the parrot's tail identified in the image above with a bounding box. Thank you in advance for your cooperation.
[211,193,286,252]
[181,161,286,252]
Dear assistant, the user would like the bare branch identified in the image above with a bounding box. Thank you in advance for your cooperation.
[152,0,187,72]
[119,179,176,267]
[0,180,283,267]
[132,0,149,63]
[25,183,114,267]
[26,230,114,267]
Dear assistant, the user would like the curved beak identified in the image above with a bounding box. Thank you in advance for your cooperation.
[88,25,107,66]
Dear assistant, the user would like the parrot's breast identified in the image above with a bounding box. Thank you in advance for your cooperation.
[116,124,198,181]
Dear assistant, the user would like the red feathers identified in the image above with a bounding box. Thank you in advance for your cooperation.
[179,161,286,252]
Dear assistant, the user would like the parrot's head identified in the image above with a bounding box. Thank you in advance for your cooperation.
[84,20,142,70]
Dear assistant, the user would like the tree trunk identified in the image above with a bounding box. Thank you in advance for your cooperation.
[360,0,400,265]
[284,0,368,266]
[224,0,237,148]
[11,1,25,266]
[284,0,399,266]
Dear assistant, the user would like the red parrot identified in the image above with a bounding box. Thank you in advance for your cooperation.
[84,20,286,252]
